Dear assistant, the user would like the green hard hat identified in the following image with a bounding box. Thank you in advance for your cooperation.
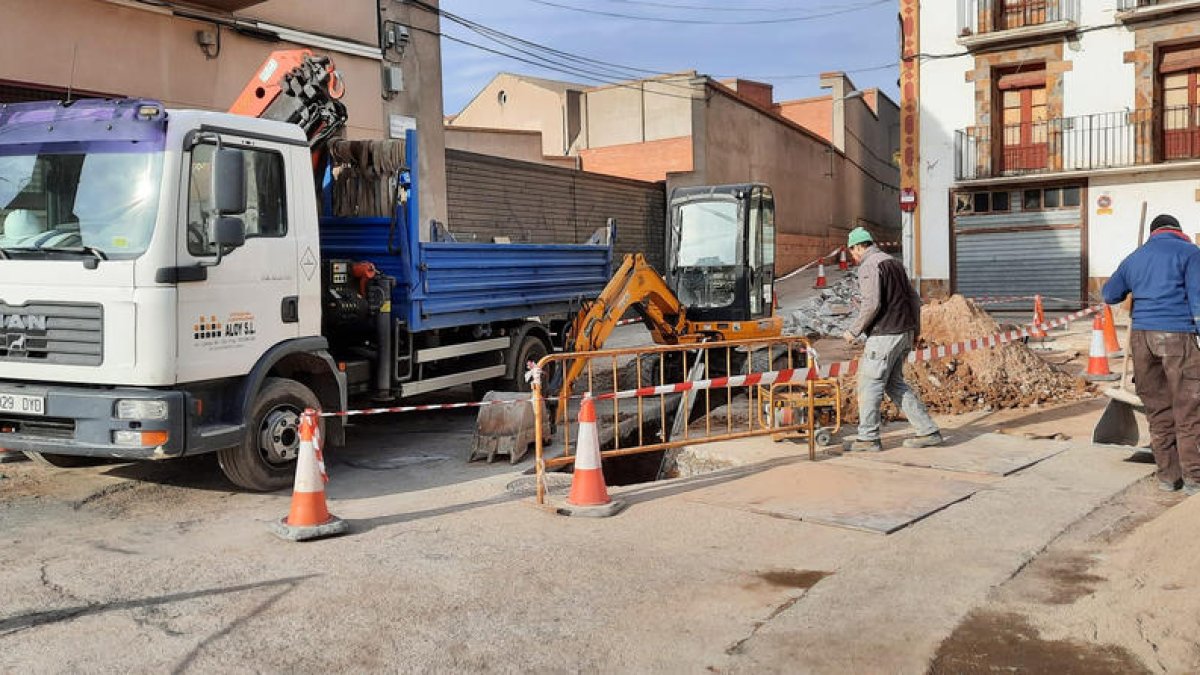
[847,227,874,248]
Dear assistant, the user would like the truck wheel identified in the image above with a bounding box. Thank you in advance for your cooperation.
[474,333,550,397]
[23,451,105,468]
[218,377,322,492]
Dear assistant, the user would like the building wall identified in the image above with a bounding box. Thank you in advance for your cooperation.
[578,136,692,182]
[445,150,666,269]
[448,74,573,157]
[776,97,834,142]
[445,127,577,169]
[0,0,449,235]
[683,85,900,273]
[0,0,385,138]
[917,1,1200,297]
[583,76,694,148]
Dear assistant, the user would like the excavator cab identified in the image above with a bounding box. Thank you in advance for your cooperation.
[667,184,776,323]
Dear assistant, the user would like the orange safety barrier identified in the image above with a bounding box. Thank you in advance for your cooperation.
[530,336,839,505]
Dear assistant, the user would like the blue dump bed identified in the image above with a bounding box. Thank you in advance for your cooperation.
[319,216,611,332]
[318,131,612,332]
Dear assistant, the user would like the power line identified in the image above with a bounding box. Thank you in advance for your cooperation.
[411,23,704,101]
[423,2,900,86]
[603,0,833,12]
[522,0,890,25]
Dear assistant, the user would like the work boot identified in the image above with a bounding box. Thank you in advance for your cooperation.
[842,438,883,453]
[902,432,944,449]
[1159,479,1183,493]
[1184,483,1200,497]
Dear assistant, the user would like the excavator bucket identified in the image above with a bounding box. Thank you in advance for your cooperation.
[1092,386,1144,448]
[468,392,549,464]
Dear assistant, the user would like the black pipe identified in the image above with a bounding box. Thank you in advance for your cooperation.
[375,276,396,400]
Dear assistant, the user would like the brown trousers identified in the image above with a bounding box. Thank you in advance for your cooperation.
[1131,330,1200,486]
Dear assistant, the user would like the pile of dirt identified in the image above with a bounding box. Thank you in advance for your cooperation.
[839,295,1089,421]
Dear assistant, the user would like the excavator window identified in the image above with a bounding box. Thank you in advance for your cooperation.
[671,199,742,310]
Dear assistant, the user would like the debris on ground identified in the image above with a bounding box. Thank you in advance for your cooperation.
[839,295,1090,422]
[783,272,860,337]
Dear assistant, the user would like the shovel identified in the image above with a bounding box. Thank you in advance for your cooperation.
[1092,202,1146,447]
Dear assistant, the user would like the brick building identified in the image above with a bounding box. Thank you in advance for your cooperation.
[903,0,1200,306]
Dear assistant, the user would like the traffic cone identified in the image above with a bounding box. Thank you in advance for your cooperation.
[814,261,828,289]
[1101,305,1123,356]
[838,248,849,271]
[558,394,625,518]
[1030,295,1047,339]
[269,409,349,541]
[1083,315,1120,382]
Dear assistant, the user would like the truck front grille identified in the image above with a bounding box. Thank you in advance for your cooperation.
[0,302,103,366]
[0,415,76,440]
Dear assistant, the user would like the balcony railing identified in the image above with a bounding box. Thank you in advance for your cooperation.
[957,0,1080,38]
[1118,0,1183,8]
[955,107,1200,181]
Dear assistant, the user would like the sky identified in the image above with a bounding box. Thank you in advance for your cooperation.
[437,0,902,116]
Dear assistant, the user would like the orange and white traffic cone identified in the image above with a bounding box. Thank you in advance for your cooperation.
[1102,305,1123,356]
[269,409,349,541]
[1030,295,1047,339]
[558,393,625,518]
[1083,315,1120,382]
[814,261,828,289]
[838,248,849,271]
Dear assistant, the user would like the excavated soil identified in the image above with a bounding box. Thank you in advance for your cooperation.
[840,295,1090,422]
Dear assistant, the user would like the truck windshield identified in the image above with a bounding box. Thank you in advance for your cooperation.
[0,148,163,260]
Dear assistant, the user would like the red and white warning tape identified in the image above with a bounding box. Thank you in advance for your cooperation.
[775,246,846,283]
[320,306,1103,417]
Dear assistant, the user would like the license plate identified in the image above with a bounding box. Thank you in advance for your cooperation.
[0,393,45,416]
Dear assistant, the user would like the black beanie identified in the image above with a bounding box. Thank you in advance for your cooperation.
[1150,214,1181,232]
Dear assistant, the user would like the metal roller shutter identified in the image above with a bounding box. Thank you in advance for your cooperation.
[953,186,1084,310]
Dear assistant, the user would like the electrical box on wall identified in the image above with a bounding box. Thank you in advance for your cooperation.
[384,66,404,94]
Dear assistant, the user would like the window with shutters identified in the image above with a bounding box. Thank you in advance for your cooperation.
[996,65,1049,174]
[1160,44,1200,161]
[996,0,1049,30]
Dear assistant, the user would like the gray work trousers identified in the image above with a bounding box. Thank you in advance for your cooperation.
[856,332,939,441]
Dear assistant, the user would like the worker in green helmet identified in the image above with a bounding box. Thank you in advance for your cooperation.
[842,226,942,452]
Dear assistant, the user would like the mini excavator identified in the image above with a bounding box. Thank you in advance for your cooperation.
[557,183,785,400]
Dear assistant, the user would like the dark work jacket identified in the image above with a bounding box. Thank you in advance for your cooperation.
[850,246,921,337]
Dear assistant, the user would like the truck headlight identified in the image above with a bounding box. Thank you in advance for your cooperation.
[116,400,169,420]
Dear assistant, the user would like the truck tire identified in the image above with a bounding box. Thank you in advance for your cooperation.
[23,451,105,468]
[218,377,322,492]
[473,333,551,397]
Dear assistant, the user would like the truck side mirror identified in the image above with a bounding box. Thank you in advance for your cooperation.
[212,148,246,215]
[214,216,246,249]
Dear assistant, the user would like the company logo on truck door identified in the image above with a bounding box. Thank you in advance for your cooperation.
[193,312,257,350]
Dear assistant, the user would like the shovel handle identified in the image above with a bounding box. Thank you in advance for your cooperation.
[1118,201,1148,392]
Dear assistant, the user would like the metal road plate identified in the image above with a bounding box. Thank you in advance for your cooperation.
[857,433,1070,477]
[687,462,984,534]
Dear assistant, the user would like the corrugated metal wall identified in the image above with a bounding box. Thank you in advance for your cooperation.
[954,191,1084,309]
[445,149,666,270]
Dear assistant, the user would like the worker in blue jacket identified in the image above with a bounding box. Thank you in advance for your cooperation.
[1103,214,1200,495]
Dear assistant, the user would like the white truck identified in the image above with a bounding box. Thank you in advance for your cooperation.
[0,54,611,490]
